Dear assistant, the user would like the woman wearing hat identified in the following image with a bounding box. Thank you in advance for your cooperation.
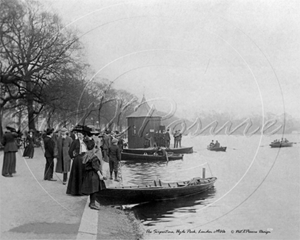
[81,139,106,210]
[108,138,121,181]
[2,126,18,177]
[67,125,89,195]
[23,130,35,158]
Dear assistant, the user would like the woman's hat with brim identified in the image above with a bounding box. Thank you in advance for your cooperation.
[90,128,100,136]
[6,126,16,132]
[72,125,84,133]
[72,125,92,136]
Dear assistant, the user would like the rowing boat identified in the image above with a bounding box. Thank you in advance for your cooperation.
[97,176,217,204]
[121,152,183,161]
[123,146,193,154]
[207,146,227,152]
[269,141,293,148]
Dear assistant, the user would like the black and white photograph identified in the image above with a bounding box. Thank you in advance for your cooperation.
[0,0,299,239]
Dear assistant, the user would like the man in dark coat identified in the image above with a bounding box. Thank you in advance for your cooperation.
[55,128,73,185]
[164,129,171,148]
[43,128,57,181]
[108,138,121,181]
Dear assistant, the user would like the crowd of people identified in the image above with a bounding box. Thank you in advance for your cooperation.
[1,125,125,211]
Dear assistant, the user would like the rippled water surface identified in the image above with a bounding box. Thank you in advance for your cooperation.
[118,134,300,239]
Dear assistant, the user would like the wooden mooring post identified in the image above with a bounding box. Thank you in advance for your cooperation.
[202,168,206,179]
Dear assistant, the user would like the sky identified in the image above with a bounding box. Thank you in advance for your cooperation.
[43,0,300,120]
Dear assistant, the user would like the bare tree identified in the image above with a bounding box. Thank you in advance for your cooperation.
[0,0,81,134]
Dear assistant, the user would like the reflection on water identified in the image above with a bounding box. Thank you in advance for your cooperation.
[132,187,216,226]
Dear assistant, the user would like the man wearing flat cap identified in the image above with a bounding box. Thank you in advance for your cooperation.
[55,128,73,185]
[43,128,57,181]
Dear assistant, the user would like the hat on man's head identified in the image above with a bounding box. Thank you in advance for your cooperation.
[60,127,68,133]
[46,128,54,135]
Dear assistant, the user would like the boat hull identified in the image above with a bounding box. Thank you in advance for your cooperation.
[270,142,293,148]
[98,177,217,204]
[121,152,183,161]
[207,146,227,152]
[123,146,193,154]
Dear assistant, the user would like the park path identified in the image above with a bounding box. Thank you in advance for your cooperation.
[0,147,86,240]
[0,147,144,240]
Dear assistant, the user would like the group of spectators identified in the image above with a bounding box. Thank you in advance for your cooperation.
[143,128,183,149]
[1,125,125,211]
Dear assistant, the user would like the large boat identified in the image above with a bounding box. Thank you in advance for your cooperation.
[97,176,217,205]
[269,141,293,148]
[207,146,227,152]
[123,146,193,154]
[121,152,183,161]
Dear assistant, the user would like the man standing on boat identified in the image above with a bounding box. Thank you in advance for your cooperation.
[173,130,180,148]
[178,131,182,148]
[108,138,121,181]
[164,129,171,148]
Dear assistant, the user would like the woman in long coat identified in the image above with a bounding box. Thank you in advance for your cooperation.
[81,139,106,210]
[55,128,73,185]
[23,130,35,158]
[66,126,88,196]
[2,126,18,177]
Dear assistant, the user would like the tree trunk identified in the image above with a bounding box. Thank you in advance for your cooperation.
[17,109,22,131]
[27,99,36,130]
[47,114,51,128]
[0,108,3,141]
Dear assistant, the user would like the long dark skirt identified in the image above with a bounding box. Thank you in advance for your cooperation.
[23,145,34,158]
[66,154,85,196]
[81,171,106,195]
[2,152,16,176]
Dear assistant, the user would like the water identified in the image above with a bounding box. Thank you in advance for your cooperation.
[118,133,300,239]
